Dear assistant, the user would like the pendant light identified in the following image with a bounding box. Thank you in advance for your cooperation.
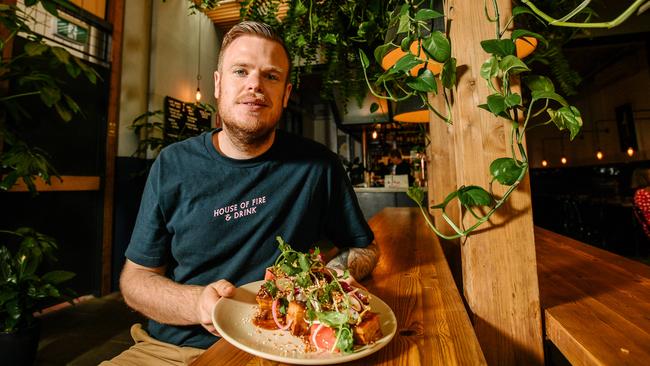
[195,15,202,102]
[594,120,603,161]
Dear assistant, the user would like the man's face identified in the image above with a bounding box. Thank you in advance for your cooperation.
[214,35,292,145]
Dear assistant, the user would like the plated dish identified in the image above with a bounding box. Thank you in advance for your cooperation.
[212,280,396,365]
[212,237,396,364]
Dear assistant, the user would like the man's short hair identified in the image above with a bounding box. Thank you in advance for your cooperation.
[217,21,292,81]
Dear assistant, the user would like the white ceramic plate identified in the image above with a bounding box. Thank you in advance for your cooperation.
[212,280,397,365]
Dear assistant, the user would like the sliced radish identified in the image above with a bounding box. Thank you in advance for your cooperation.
[271,299,292,330]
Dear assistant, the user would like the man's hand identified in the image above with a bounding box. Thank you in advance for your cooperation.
[196,279,236,335]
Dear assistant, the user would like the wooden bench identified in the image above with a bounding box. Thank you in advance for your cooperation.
[535,227,650,365]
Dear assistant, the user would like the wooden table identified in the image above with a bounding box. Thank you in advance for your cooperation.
[535,226,650,365]
[192,208,486,365]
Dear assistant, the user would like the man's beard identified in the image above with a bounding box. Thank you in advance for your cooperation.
[217,92,284,151]
[220,115,277,149]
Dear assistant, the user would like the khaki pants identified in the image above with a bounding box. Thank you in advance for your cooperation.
[100,324,204,366]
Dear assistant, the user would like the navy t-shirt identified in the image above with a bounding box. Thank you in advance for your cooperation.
[125,128,374,349]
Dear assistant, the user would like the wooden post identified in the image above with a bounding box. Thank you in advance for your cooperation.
[102,0,125,295]
[428,1,545,364]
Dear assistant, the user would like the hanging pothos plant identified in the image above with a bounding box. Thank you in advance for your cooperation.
[195,0,396,106]
[358,0,648,239]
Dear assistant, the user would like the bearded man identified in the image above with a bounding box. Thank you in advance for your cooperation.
[104,21,378,366]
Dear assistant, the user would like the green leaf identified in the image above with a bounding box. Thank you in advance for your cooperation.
[65,62,82,78]
[415,8,444,21]
[40,0,58,16]
[441,57,456,89]
[318,311,349,327]
[480,39,516,57]
[374,44,392,64]
[55,102,73,122]
[42,270,75,284]
[547,106,583,140]
[422,31,451,62]
[400,35,411,52]
[511,29,547,47]
[322,33,336,45]
[369,102,379,113]
[359,49,369,69]
[24,42,48,56]
[512,5,535,17]
[505,93,521,108]
[335,327,354,353]
[393,53,421,73]
[294,0,307,16]
[51,47,70,64]
[486,94,506,116]
[523,75,554,92]
[40,86,60,107]
[480,56,499,80]
[499,55,530,75]
[490,158,524,185]
[458,186,493,207]
[407,186,425,205]
[406,69,437,92]
[397,14,410,34]
[531,90,568,106]
[64,94,81,114]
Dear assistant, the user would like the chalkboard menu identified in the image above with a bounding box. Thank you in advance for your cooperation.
[164,96,212,139]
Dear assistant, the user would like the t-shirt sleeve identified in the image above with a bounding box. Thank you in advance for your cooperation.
[125,158,171,268]
[325,157,374,249]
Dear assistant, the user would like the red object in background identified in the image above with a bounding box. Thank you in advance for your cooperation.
[633,188,650,238]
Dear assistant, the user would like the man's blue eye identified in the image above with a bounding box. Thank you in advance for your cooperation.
[234,69,246,76]
[267,74,279,81]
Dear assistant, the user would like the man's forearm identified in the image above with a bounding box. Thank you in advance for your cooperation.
[120,261,202,326]
[327,242,379,280]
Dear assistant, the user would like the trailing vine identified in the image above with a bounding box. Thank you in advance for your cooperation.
[361,0,646,239]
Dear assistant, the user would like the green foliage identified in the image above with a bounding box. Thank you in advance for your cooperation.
[385,0,589,240]
[0,228,75,333]
[130,103,215,158]
[220,0,395,105]
[1,1,100,194]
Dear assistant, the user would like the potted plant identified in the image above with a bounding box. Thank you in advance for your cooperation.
[0,227,75,366]
[1,1,98,364]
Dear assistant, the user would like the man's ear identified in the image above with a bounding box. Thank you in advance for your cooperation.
[213,70,221,99]
[282,83,293,107]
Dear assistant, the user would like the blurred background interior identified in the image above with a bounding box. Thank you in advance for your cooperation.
[1,0,649,364]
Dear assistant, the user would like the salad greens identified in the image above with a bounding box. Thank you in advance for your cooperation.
[261,236,373,353]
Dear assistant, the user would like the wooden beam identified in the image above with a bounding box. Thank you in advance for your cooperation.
[101,0,125,296]
[440,1,545,364]
[6,175,100,192]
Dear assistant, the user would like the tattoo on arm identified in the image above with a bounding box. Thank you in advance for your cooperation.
[327,242,379,280]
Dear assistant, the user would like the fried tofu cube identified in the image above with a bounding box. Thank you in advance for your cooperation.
[287,301,309,336]
[353,312,382,345]
[256,294,273,320]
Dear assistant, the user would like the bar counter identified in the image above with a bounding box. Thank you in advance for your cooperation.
[191,208,486,365]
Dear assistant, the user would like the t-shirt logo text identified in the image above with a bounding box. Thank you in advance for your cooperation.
[213,196,267,222]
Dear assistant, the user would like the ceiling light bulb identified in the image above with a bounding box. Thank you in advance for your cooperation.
[627,147,634,157]
[561,157,567,165]
[195,88,202,102]
[596,150,603,160]
[541,160,548,167]
[371,130,378,139]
